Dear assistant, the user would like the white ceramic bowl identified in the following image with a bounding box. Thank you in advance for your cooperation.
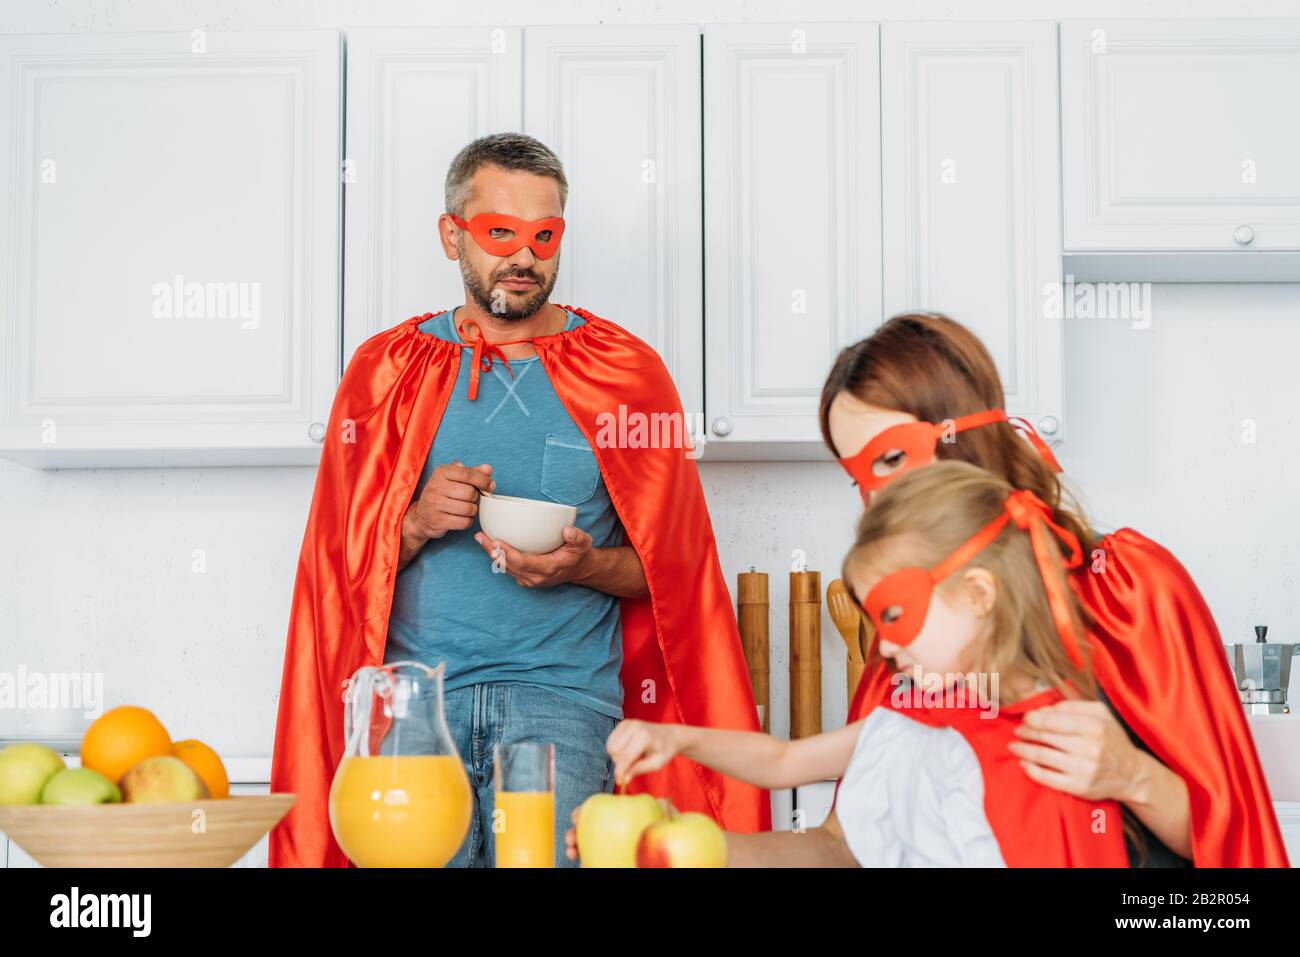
[477,493,578,554]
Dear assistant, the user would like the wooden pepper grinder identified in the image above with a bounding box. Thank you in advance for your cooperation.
[789,567,822,739]
[737,568,769,732]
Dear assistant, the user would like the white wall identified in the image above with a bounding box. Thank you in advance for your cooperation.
[3,0,1299,757]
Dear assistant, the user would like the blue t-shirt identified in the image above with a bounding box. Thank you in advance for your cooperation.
[384,308,625,718]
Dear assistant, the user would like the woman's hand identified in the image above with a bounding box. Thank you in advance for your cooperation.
[564,806,581,862]
[1008,698,1193,858]
[606,719,688,787]
[563,796,678,863]
[1008,700,1144,802]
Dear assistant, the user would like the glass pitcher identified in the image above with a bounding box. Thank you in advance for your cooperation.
[328,661,472,867]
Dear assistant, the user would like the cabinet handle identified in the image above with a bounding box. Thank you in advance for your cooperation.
[308,422,327,443]
[1234,225,1255,246]
[711,416,733,437]
[1036,416,1060,436]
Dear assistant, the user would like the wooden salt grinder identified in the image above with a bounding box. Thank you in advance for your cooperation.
[737,569,770,733]
[789,569,822,739]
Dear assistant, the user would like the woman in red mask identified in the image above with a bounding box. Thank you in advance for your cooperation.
[791,311,1283,868]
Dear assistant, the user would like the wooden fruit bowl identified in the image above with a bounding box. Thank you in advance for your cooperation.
[0,794,295,867]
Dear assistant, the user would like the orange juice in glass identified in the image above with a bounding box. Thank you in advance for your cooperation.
[494,742,555,868]
[328,661,471,868]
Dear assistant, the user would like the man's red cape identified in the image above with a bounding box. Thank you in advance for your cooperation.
[845,529,1288,867]
[882,686,1129,866]
[269,306,769,867]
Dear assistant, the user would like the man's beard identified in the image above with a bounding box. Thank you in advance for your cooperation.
[459,244,559,322]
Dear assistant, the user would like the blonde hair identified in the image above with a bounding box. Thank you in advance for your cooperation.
[843,460,1094,703]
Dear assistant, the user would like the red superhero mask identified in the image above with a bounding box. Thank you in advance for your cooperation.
[838,409,1061,500]
[449,212,566,259]
[860,487,1086,668]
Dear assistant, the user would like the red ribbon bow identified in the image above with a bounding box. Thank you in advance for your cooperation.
[456,319,535,401]
[1001,489,1085,668]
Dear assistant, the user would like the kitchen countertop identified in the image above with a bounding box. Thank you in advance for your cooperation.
[5,716,1296,799]
[1247,715,1300,802]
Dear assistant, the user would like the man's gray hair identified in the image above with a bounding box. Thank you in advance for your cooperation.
[444,133,569,216]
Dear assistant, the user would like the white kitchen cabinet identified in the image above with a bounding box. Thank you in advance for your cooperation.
[342,28,522,361]
[882,21,1064,441]
[0,31,343,468]
[702,23,882,454]
[524,26,703,415]
[1061,19,1300,281]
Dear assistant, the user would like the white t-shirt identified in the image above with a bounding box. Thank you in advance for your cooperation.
[835,707,1006,867]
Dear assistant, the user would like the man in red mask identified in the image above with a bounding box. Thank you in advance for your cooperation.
[269,133,768,867]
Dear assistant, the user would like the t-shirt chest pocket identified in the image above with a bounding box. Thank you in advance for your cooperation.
[540,433,600,506]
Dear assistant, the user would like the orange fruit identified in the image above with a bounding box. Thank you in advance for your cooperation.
[171,739,229,799]
[80,706,173,784]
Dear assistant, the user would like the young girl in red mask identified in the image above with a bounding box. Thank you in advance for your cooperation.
[809,312,1284,869]
[587,462,1130,866]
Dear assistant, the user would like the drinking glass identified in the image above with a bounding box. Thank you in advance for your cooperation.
[493,742,556,868]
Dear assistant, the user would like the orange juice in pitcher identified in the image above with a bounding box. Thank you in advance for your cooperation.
[330,754,471,868]
[329,662,471,868]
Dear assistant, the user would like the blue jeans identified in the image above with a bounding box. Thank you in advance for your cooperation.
[443,682,617,868]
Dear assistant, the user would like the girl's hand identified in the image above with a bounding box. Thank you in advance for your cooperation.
[606,719,686,787]
[1008,700,1145,803]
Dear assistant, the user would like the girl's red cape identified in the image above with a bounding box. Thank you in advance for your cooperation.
[845,530,1288,867]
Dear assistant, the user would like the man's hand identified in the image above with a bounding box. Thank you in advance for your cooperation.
[398,461,494,571]
[473,525,594,588]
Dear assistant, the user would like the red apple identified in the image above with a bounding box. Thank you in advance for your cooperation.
[636,810,728,868]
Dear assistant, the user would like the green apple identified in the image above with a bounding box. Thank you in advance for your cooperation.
[636,811,728,868]
[575,793,668,868]
[41,767,122,805]
[0,743,66,805]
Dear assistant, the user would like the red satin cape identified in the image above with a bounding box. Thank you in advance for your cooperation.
[881,686,1129,866]
[845,529,1288,867]
[269,306,769,867]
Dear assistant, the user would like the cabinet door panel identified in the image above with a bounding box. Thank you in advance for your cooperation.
[1062,19,1300,251]
[343,28,522,361]
[0,31,342,467]
[524,25,702,413]
[704,23,882,446]
[883,21,1062,436]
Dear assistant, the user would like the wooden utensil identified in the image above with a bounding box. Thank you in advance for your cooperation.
[789,569,822,739]
[827,578,866,702]
[737,569,770,732]
[0,793,295,867]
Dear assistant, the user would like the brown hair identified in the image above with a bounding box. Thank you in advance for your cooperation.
[445,133,569,216]
[844,460,1094,701]
[819,312,1094,552]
